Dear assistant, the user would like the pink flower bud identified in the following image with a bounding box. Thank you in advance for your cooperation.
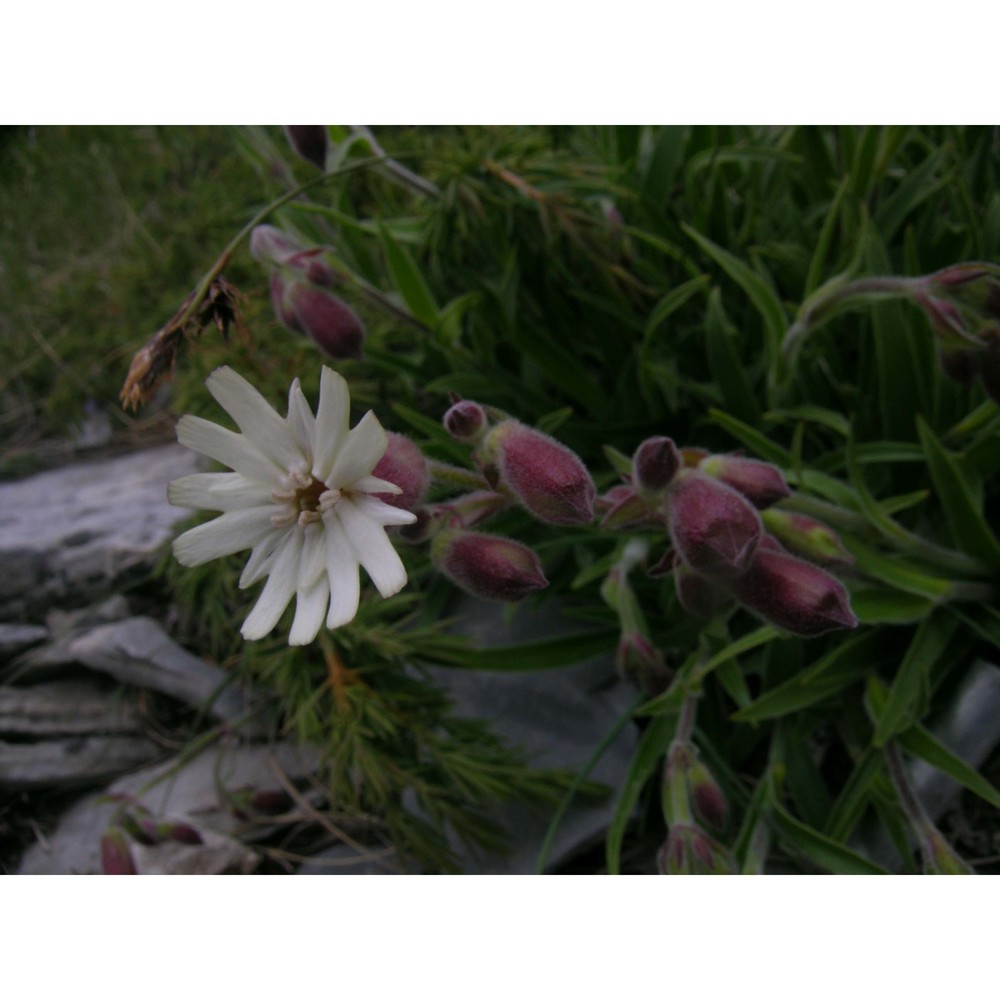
[270,272,303,332]
[285,281,365,359]
[285,249,339,288]
[432,529,548,601]
[598,485,662,530]
[250,225,304,266]
[667,471,762,579]
[439,490,511,528]
[100,828,137,875]
[688,759,728,832]
[484,420,596,526]
[760,509,853,567]
[371,433,429,511]
[698,454,790,509]
[928,262,1000,321]
[284,125,328,170]
[632,436,681,494]
[729,547,858,637]
[615,631,671,695]
[674,559,725,619]
[657,824,734,875]
[443,399,489,442]
[938,345,980,387]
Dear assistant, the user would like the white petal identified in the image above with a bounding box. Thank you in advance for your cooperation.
[312,367,350,482]
[172,506,285,567]
[168,472,273,512]
[350,474,402,495]
[286,378,317,459]
[239,528,287,588]
[337,499,408,598]
[289,576,330,646]
[327,411,387,489]
[240,529,304,640]
[350,492,418,526]
[206,366,306,471]
[177,415,281,483]
[298,520,327,589]
[324,513,360,629]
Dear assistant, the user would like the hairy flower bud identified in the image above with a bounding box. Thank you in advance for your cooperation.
[760,509,853,567]
[438,490,511,529]
[432,529,548,601]
[616,631,671,696]
[657,824,735,875]
[371,433,429,511]
[598,485,662,530]
[284,125,329,170]
[483,420,595,526]
[250,224,304,266]
[674,559,724,619]
[928,262,1000,322]
[730,547,858,637]
[666,471,762,579]
[632,436,681,494]
[101,828,137,875]
[688,759,728,832]
[443,399,489,443]
[698,454,790,509]
[283,280,365,359]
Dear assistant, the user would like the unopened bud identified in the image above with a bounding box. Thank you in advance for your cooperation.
[285,281,365,359]
[667,471,762,579]
[698,454,790,509]
[657,824,735,875]
[938,345,980,387]
[285,249,339,288]
[483,420,596,526]
[250,225,304,266]
[443,399,489,443]
[688,759,728,832]
[101,828,137,875]
[598,485,662,530]
[440,490,511,528]
[615,632,671,696]
[632,436,681,494]
[371,433,429,511]
[270,272,302,331]
[928,262,1000,322]
[760,509,853,566]
[674,558,724,619]
[432,529,548,601]
[730,547,858,637]
[284,125,329,170]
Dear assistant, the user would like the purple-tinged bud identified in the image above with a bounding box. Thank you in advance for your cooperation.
[938,345,980,387]
[443,399,489,443]
[371,433,430,511]
[285,248,339,288]
[616,632,671,696]
[284,125,329,170]
[270,272,303,332]
[666,471,762,579]
[698,454,790,509]
[656,824,735,875]
[484,420,596,526]
[760,509,853,567]
[101,828,137,875]
[928,262,1000,322]
[632,435,681,494]
[688,759,728,832]
[285,281,365,359]
[674,559,724,619]
[440,490,511,529]
[249,790,294,816]
[729,547,858,637]
[432,529,548,602]
[598,485,663,530]
[250,224,304,266]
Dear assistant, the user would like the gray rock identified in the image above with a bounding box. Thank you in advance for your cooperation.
[0,733,165,788]
[18,740,321,874]
[14,616,255,727]
[0,443,200,618]
[0,679,144,736]
[0,624,48,660]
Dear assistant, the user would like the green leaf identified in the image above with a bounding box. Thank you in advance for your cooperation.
[704,288,760,424]
[843,538,959,601]
[640,126,688,207]
[804,175,851,296]
[917,416,1000,568]
[767,405,851,439]
[874,146,951,245]
[824,747,884,841]
[871,613,957,746]
[606,714,675,875]
[378,223,439,328]
[851,587,937,625]
[432,630,619,672]
[708,409,793,466]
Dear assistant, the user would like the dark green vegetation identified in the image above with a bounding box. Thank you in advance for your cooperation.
[4,126,1000,872]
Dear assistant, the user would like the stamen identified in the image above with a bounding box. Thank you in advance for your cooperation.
[318,488,343,511]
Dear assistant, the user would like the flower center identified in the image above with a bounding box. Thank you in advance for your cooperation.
[271,471,346,527]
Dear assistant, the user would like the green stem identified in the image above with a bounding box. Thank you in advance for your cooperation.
[427,460,490,491]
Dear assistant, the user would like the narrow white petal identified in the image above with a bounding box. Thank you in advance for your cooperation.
[286,378,317,459]
[168,472,273,512]
[240,529,304,640]
[350,474,402,495]
[177,415,281,483]
[239,528,287,588]
[206,367,305,471]
[337,499,408,598]
[172,506,285,567]
[327,411,387,489]
[350,493,418,526]
[312,367,350,482]
[298,520,327,589]
[324,513,360,628]
[288,576,330,646]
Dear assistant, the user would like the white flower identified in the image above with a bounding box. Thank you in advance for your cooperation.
[168,366,416,645]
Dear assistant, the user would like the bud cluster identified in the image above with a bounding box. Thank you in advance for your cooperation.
[598,437,858,638]
[251,224,365,359]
